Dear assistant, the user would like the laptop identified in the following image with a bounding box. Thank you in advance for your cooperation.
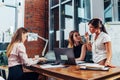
[44,51,56,63]
[54,48,76,65]
[37,51,56,64]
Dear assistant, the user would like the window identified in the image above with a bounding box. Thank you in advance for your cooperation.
[49,0,91,49]
[104,0,112,22]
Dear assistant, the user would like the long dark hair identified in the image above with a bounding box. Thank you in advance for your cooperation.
[7,27,28,57]
[88,18,108,34]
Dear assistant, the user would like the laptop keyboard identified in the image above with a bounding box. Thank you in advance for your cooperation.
[37,60,56,65]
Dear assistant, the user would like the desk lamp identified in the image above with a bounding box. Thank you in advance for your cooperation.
[28,33,48,57]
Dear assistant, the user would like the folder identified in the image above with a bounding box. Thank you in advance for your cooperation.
[79,63,110,71]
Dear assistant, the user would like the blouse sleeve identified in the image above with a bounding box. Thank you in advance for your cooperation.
[17,43,39,66]
[102,34,111,43]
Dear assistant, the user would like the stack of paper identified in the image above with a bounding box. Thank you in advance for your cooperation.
[79,63,109,71]
[40,64,64,68]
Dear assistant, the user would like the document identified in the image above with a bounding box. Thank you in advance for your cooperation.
[40,64,64,68]
[79,63,109,71]
[75,60,85,64]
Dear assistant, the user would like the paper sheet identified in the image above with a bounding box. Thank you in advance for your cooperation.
[78,63,109,71]
[40,64,64,68]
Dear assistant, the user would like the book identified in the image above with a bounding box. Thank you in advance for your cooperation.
[79,63,110,71]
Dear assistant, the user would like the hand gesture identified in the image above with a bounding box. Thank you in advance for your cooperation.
[39,57,47,62]
[85,32,89,38]
[84,32,89,42]
[105,61,116,68]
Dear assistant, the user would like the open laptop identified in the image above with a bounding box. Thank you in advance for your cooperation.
[54,48,76,65]
[37,51,56,64]
[44,51,56,63]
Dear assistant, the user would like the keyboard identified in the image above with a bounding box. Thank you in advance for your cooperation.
[37,60,56,65]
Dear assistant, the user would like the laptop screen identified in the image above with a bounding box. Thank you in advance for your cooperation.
[44,51,56,61]
[54,48,76,65]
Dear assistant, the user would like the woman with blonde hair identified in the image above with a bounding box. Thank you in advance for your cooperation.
[68,30,87,61]
[7,27,46,80]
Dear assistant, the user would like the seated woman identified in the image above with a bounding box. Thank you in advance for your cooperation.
[68,30,88,61]
[6,27,47,80]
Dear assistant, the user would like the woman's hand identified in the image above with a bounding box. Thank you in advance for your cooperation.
[75,58,80,61]
[105,61,116,68]
[85,43,92,51]
[84,32,89,43]
[39,57,47,62]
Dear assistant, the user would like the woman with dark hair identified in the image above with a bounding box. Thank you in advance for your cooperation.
[68,30,87,61]
[87,18,114,67]
[7,27,46,80]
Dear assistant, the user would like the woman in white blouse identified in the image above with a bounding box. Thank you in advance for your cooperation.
[87,18,114,67]
[7,27,46,80]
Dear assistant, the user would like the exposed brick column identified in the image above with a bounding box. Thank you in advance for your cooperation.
[24,0,48,58]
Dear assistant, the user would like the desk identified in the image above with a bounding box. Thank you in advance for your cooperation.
[25,65,120,80]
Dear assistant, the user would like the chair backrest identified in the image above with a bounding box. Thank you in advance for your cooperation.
[0,69,6,80]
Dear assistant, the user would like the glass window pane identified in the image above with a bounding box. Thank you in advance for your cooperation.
[52,0,59,6]
[104,0,111,9]
[65,3,72,16]
[63,1,72,47]
[52,7,59,48]
[118,0,120,21]
[64,18,73,40]
[104,0,112,22]
[77,0,90,33]
[0,7,15,32]
[4,0,16,6]
[61,0,66,2]
[77,0,90,19]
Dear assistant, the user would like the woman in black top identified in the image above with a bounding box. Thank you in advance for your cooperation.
[68,30,87,61]
[73,43,83,58]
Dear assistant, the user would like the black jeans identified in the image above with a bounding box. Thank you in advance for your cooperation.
[7,65,39,80]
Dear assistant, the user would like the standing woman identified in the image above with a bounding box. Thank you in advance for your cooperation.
[88,18,114,67]
[7,27,46,80]
[68,30,87,61]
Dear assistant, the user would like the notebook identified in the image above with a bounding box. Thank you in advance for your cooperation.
[79,63,110,71]
[54,48,76,65]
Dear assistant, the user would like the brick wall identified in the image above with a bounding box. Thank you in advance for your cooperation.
[24,0,48,58]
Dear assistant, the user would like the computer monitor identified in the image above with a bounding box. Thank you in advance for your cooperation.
[54,48,76,65]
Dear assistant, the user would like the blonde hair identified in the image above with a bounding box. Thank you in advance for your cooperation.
[6,43,16,57]
[68,30,83,48]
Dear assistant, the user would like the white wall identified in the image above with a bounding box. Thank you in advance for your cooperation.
[105,22,120,66]
[90,0,104,21]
